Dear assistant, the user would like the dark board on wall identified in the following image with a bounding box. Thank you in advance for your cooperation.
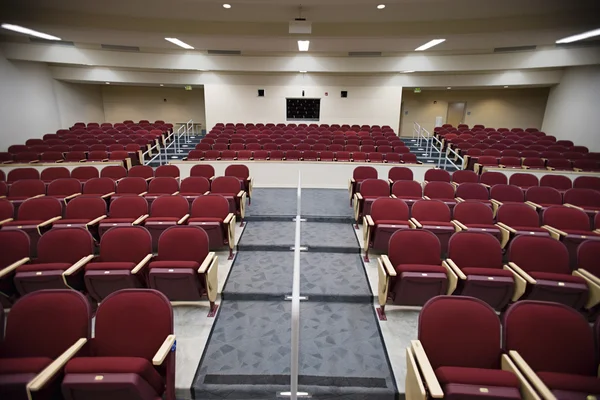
[286,98,320,121]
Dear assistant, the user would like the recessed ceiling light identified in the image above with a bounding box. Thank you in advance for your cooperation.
[298,40,310,52]
[402,70,415,73]
[165,38,194,49]
[556,28,600,44]
[105,82,110,85]
[1,23,61,40]
[160,84,164,86]
[415,39,446,51]
[223,3,231,8]
[447,86,451,89]
[377,4,386,9]
[299,70,307,73]
[504,85,509,88]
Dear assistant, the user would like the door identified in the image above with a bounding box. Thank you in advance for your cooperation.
[446,102,466,126]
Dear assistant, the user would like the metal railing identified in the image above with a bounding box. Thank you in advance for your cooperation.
[412,123,465,170]
[444,145,465,170]
[145,119,196,165]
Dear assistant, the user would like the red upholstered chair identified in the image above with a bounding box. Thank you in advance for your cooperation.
[564,188,600,221]
[363,198,410,261]
[47,178,83,205]
[0,230,29,308]
[128,165,154,180]
[179,176,210,207]
[410,199,458,255]
[480,171,508,187]
[112,177,148,201]
[13,227,95,295]
[155,165,180,179]
[100,165,127,181]
[509,173,539,193]
[452,200,501,242]
[61,289,175,400]
[498,156,522,169]
[65,151,88,162]
[505,235,588,309]
[349,166,377,204]
[253,150,269,160]
[445,232,514,309]
[455,182,492,208]
[237,150,253,160]
[451,170,478,185]
[336,151,351,162]
[391,180,422,209]
[82,177,116,199]
[84,227,153,302]
[7,179,46,215]
[496,203,551,249]
[225,164,253,204]
[573,240,600,309]
[525,186,563,218]
[474,156,499,173]
[540,174,572,192]
[542,205,600,268]
[148,226,219,315]
[211,176,246,225]
[546,158,573,171]
[423,181,457,210]
[407,296,522,400]
[377,230,448,318]
[489,184,525,217]
[353,179,390,227]
[189,195,235,259]
[99,195,148,237]
[424,169,451,183]
[52,196,107,233]
[143,177,179,207]
[190,164,215,180]
[71,166,99,183]
[574,176,600,191]
[2,197,63,256]
[40,167,70,184]
[319,151,334,161]
[388,167,413,185]
[144,195,190,251]
[0,290,91,400]
[87,150,108,162]
[503,301,600,398]
[0,198,14,221]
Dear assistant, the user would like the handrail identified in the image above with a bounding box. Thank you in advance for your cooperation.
[413,122,421,142]
[144,120,193,165]
[445,145,464,170]
[290,171,302,400]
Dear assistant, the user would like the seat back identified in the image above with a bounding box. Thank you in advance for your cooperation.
[150,195,189,219]
[574,176,600,191]
[543,205,591,231]
[453,200,494,225]
[3,290,91,358]
[419,296,501,369]
[564,188,600,208]
[65,196,107,220]
[99,226,152,262]
[412,199,451,222]
[525,186,562,205]
[191,195,229,219]
[116,177,147,195]
[211,176,242,194]
[37,227,95,264]
[128,165,154,179]
[479,171,508,187]
[9,179,46,198]
[109,195,148,218]
[0,230,30,268]
[370,198,409,222]
[387,167,413,182]
[157,226,210,262]
[578,240,600,278]
[148,177,179,194]
[190,164,215,179]
[388,229,441,266]
[392,180,422,198]
[100,165,127,180]
[508,235,570,275]
[360,179,390,197]
[509,173,539,188]
[456,182,489,200]
[503,301,595,376]
[490,184,524,203]
[452,170,479,184]
[155,165,180,178]
[424,169,451,182]
[0,198,13,220]
[41,167,70,182]
[352,166,377,181]
[424,181,455,199]
[448,231,502,269]
[181,176,210,194]
[47,178,82,197]
[540,175,572,191]
[18,197,62,221]
[497,203,540,228]
[71,166,99,181]
[224,164,250,180]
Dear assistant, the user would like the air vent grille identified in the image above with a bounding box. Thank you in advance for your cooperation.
[207,50,242,55]
[348,51,382,57]
[101,44,140,52]
[493,45,537,53]
[30,38,75,46]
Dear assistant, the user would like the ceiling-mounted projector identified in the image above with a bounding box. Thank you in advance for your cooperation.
[289,20,312,34]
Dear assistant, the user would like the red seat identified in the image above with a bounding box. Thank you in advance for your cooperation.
[574,176,600,191]
[188,195,234,258]
[353,179,390,227]
[71,166,99,183]
[143,177,179,207]
[480,171,507,187]
[99,195,148,237]
[7,179,46,215]
[190,164,215,180]
[211,176,246,225]
[540,174,572,192]
[388,167,413,183]
[40,167,70,184]
[564,188,600,220]
[53,196,107,231]
[144,195,190,250]
[179,176,210,206]
[424,181,457,210]
[155,165,180,179]
[349,166,377,205]
[455,182,491,207]
[391,180,422,209]
[453,200,502,242]
[225,164,253,203]
[0,230,29,308]
[82,177,116,199]
[451,170,478,184]
[509,172,539,192]
[411,199,457,255]
[363,198,410,261]
[424,169,451,183]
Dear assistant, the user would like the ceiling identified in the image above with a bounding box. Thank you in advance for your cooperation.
[1,0,599,54]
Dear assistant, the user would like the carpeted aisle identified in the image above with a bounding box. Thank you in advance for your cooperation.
[192,189,398,399]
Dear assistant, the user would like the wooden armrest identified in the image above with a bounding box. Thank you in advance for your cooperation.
[204,191,210,195]
[145,177,154,181]
[409,217,422,229]
[152,334,176,366]
[177,214,189,225]
[209,176,215,181]
[444,258,466,280]
[27,338,87,393]
[501,354,541,400]
[422,195,431,200]
[64,193,81,201]
[379,255,397,277]
[132,214,149,225]
[455,197,465,202]
[30,194,46,199]
[198,252,216,274]
[138,191,148,196]
[507,262,536,284]
[64,254,94,276]
[508,351,554,400]
[451,219,468,231]
[541,225,567,239]
[355,192,363,200]
[525,200,542,209]
[481,183,490,189]
[490,198,502,206]
[172,191,180,195]
[365,215,375,226]
[496,221,517,234]
[131,254,153,274]
[350,178,355,183]
[574,168,583,172]
[0,217,14,226]
[86,215,107,226]
[224,213,235,224]
[410,340,444,398]
[563,203,584,211]
[38,216,62,228]
[503,264,528,301]
[390,194,397,199]
[388,179,394,185]
[101,191,115,199]
[0,257,30,278]
[233,190,243,198]
[573,269,600,309]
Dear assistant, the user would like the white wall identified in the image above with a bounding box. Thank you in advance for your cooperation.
[204,74,402,131]
[0,51,62,151]
[542,66,600,152]
[102,86,206,128]
[53,81,105,127]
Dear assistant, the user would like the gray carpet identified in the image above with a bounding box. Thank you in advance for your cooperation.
[192,301,396,400]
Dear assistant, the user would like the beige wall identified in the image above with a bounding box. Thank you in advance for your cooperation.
[101,86,206,128]
[53,81,105,127]
[400,88,550,136]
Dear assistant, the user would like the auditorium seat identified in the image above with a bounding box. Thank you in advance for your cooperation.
[509,173,539,193]
[474,156,499,173]
[319,150,334,161]
[99,195,149,237]
[143,177,179,207]
[363,197,410,261]
[452,200,501,242]
[52,196,107,233]
[574,176,600,191]
[155,165,180,179]
[540,174,572,192]
[479,171,508,187]
[353,179,390,227]
[0,198,13,221]
[563,188,600,220]
[573,240,600,309]
[496,203,550,248]
[7,179,46,214]
[14,227,95,295]
[211,176,246,225]
[65,151,88,162]
[451,170,478,185]
[407,296,522,400]
[546,158,573,171]
[336,151,351,162]
[455,182,492,207]
[84,226,153,302]
[225,165,253,204]
[489,184,525,216]
[71,166,99,183]
[503,301,600,398]
[179,176,210,207]
[46,178,83,205]
[144,195,190,250]
[505,235,588,308]
[0,230,30,308]
[61,289,175,400]
[377,230,448,317]
[349,166,378,204]
[112,177,148,201]
[423,181,457,210]
[100,165,128,181]
[391,180,422,209]
[424,169,451,183]
[190,164,215,180]
[0,290,91,400]
[188,195,235,259]
[410,199,457,255]
[388,166,413,184]
[525,186,563,216]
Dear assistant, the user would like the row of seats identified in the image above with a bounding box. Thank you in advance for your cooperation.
[0,288,176,400]
[0,150,138,167]
[408,296,600,399]
[185,149,418,163]
[15,134,162,150]
[471,154,600,173]
[197,142,408,151]
[212,122,395,132]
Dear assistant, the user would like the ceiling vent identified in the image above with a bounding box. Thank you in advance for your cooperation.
[207,49,242,55]
[348,51,382,57]
[101,44,140,52]
[493,45,537,53]
[29,38,74,46]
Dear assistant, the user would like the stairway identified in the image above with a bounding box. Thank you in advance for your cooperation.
[402,137,459,171]
[146,131,204,167]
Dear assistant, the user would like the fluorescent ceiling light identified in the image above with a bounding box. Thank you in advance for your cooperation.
[415,39,445,51]
[402,70,415,73]
[556,28,600,44]
[165,38,194,49]
[105,82,110,85]
[299,70,307,73]
[298,40,310,51]
[504,85,509,88]
[223,3,231,8]
[446,86,451,89]
[160,84,164,86]
[1,23,61,40]
[377,4,386,9]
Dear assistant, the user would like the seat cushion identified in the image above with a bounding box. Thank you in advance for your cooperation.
[436,366,520,388]
[85,262,136,271]
[179,192,203,197]
[149,261,200,270]
[54,219,90,226]
[188,217,223,223]
[420,221,455,228]
[461,268,514,278]
[3,220,43,227]
[537,371,600,394]
[465,224,498,231]
[512,226,548,233]
[529,271,586,284]
[18,263,72,273]
[396,264,447,274]
[564,229,598,237]
[65,356,164,395]
[375,219,410,226]
[0,357,52,374]
[145,217,180,223]
[101,218,136,224]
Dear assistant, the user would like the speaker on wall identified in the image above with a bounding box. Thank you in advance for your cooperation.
[258,89,265,97]
[341,91,348,98]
